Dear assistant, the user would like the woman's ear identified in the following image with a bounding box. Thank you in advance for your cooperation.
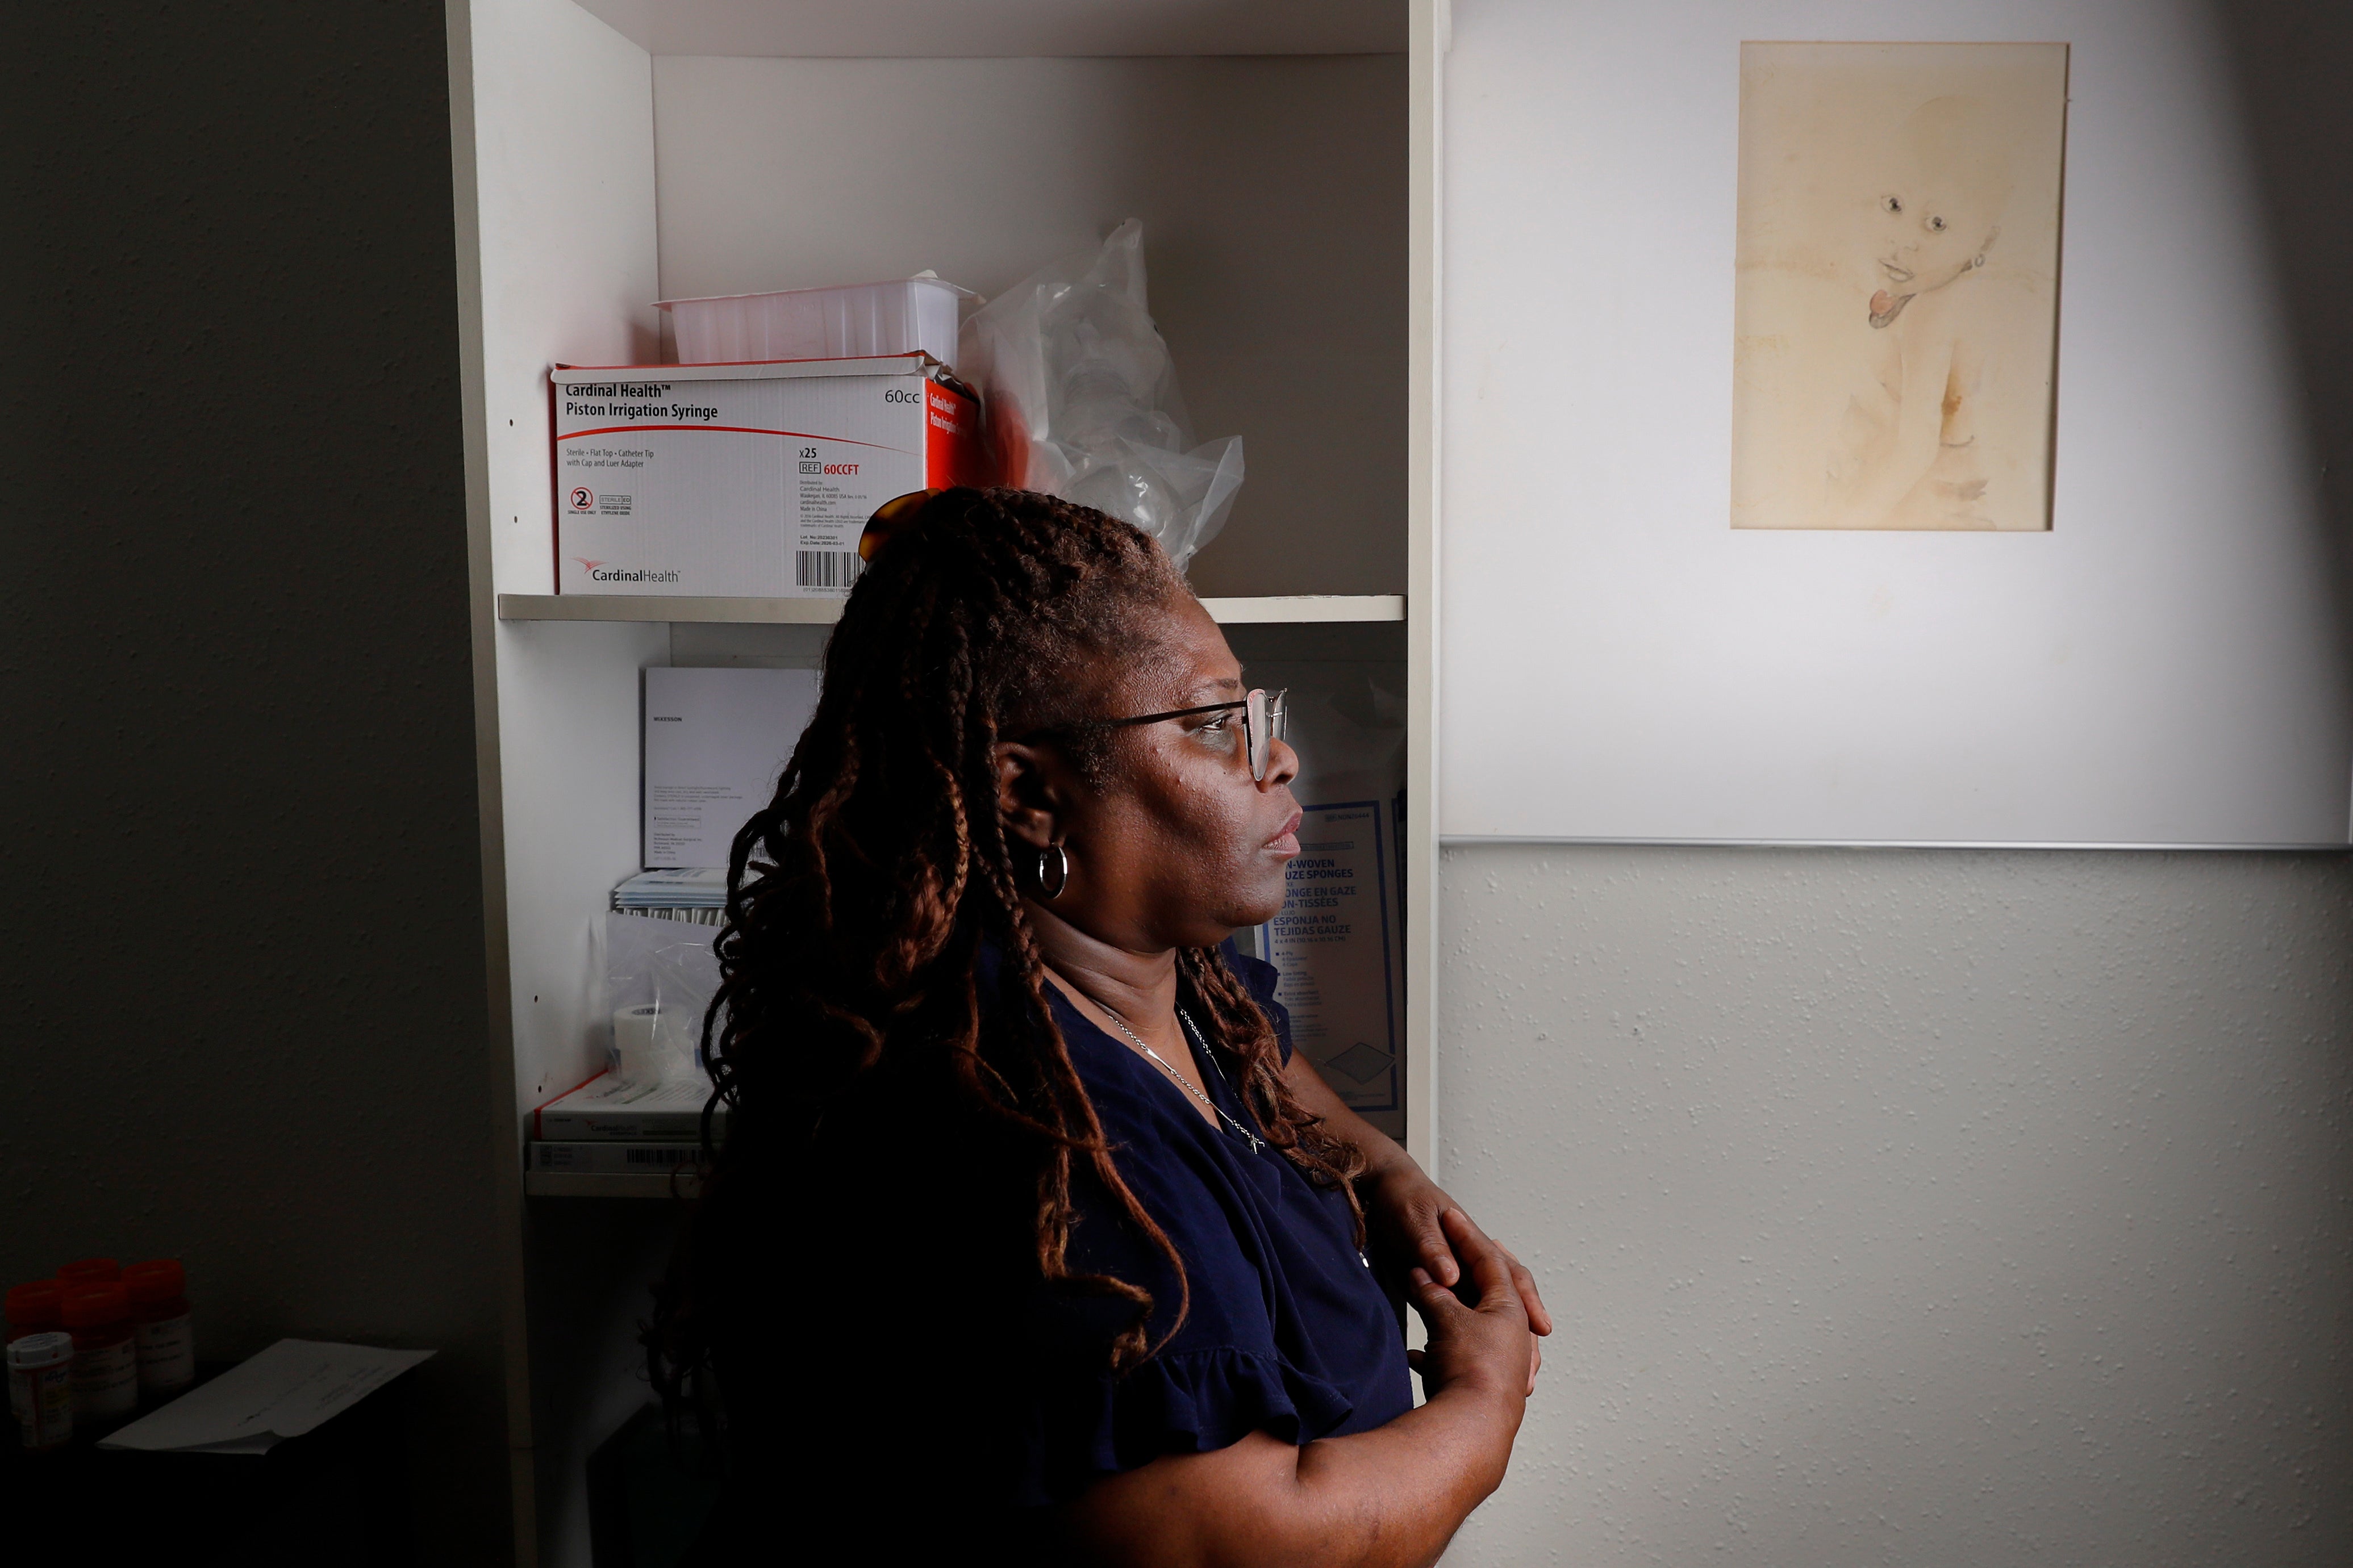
[995,741,1065,850]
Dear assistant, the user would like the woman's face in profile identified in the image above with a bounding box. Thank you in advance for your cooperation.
[1050,593,1303,951]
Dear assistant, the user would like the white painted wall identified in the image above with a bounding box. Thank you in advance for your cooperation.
[1440,0,2352,845]
[1437,842,2353,1565]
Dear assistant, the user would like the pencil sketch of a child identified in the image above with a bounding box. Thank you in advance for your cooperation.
[1732,43,2068,532]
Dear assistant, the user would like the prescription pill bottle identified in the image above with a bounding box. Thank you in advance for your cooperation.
[55,1258,120,1291]
[6,1281,67,1435]
[62,1283,139,1430]
[123,1260,195,1402]
[7,1331,76,1453]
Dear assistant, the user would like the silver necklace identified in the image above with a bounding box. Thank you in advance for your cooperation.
[1098,1003,1265,1153]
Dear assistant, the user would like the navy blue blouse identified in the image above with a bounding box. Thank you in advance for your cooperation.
[695,944,1412,1559]
[1015,946,1415,1504]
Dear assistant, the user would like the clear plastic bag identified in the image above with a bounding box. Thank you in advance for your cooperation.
[961,219,1244,571]
[594,912,722,1088]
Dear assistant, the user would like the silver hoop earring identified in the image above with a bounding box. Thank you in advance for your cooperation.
[1035,843,1070,901]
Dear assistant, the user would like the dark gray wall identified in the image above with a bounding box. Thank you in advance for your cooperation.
[2219,0,2353,579]
[7,3,512,1558]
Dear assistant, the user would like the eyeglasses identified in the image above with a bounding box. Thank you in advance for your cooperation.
[1025,688,1290,783]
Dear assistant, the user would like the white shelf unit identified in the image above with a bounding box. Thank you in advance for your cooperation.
[447,2,1442,1557]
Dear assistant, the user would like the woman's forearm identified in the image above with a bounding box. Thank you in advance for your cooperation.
[1287,1380,1524,1565]
[1061,1199,1539,1567]
[1062,1380,1523,1568]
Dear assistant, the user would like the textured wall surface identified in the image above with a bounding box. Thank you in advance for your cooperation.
[7,4,512,1558]
[1439,843,2353,1565]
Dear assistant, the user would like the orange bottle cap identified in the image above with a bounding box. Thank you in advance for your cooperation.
[56,1258,122,1286]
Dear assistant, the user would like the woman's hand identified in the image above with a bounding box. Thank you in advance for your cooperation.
[1363,1157,1554,1354]
[1406,1207,1538,1405]
[1277,1044,1554,1382]
[1061,1207,1536,1568]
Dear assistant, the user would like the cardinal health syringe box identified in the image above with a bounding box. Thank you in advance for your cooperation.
[550,355,987,597]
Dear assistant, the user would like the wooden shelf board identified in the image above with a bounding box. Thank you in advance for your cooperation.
[497,593,1403,625]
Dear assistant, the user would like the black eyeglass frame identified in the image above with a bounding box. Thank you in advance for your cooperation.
[1017,689,1290,783]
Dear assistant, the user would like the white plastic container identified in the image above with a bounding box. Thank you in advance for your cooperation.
[9,1331,74,1451]
[658,274,975,369]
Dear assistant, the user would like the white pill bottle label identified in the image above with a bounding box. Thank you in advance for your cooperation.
[11,1360,74,1449]
[71,1336,140,1419]
[136,1313,197,1396]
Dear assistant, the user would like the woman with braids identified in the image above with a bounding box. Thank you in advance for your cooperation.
[667,488,1550,1566]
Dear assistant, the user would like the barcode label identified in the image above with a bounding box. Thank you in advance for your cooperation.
[794,550,863,589]
[625,1146,703,1166]
[615,906,724,926]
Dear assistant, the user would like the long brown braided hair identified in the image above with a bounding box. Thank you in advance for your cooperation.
[652,488,1365,1411]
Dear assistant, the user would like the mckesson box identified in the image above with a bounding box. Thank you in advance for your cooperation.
[550,356,987,597]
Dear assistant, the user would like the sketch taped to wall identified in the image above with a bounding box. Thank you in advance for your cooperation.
[1732,42,2069,531]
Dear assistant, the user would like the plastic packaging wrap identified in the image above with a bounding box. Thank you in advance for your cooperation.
[961,220,1244,571]
[594,912,721,1088]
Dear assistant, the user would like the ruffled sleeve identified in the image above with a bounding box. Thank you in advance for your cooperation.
[1017,1343,1357,1506]
[1005,1122,1366,1504]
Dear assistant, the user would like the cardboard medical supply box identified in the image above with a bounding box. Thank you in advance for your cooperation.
[550,355,988,597]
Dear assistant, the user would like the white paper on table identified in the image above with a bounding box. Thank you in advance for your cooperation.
[644,667,821,869]
[98,1339,435,1454]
